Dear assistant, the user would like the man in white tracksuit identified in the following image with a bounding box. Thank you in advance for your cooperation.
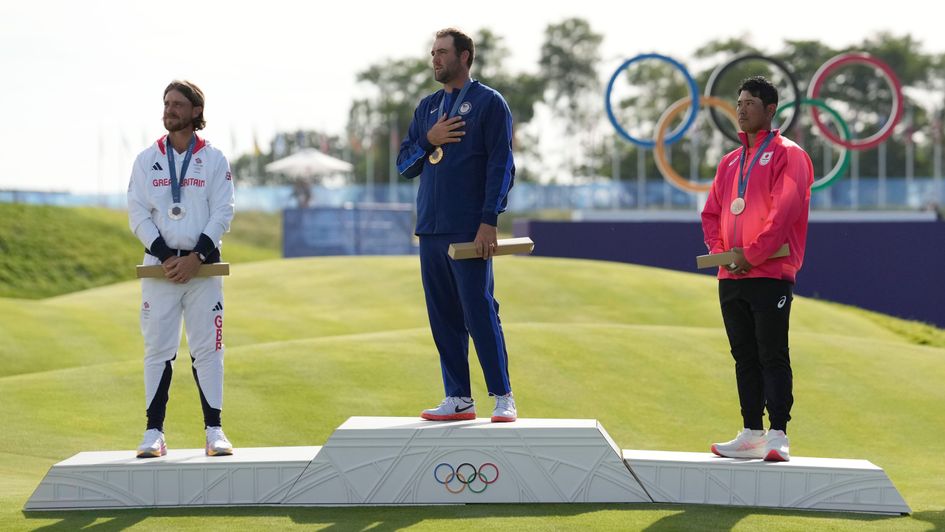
[127,80,235,458]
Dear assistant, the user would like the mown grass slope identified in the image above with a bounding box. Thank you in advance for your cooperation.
[0,204,280,298]
[1,255,942,531]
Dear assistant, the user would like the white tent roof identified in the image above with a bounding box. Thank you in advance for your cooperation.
[265,148,353,179]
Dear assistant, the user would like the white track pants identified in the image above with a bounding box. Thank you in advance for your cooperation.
[141,275,225,410]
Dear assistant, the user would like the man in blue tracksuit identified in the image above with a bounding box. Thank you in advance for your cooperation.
[397,27,517,423]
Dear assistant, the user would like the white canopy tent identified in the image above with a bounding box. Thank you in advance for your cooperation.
[265,148,353,179]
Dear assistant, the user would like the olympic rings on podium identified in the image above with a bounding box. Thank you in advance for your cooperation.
[605,53,700,148]
[653,96,738,193]
[775,98,851,191]
[807,53,904,150]
[433,462,499,494]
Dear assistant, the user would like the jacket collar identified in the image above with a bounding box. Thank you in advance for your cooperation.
[737,128,780,149]
[157,134,206,155]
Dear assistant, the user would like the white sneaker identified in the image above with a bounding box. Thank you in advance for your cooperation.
[136,428,166,458]
[420,397,476,421]
[491,393,517,423]
[205,426,233,456]
[764,429,790,462]
[711,429,766,458]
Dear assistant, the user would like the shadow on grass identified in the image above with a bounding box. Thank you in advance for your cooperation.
[24,503,940,531]
[24,504,603,531]
[910,510,945,532]
[642,503,926,531]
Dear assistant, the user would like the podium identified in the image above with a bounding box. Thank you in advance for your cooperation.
[283,417,648,504]
[26,418,910,514]
[624,450,910,514]
[25,446,319,510]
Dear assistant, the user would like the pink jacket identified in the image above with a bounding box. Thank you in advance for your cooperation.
[701,129,814,283]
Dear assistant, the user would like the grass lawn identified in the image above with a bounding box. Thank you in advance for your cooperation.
[1,256,943,530]
[0,204,280,299]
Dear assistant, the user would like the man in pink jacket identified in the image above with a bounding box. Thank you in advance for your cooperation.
[701,76,813,462]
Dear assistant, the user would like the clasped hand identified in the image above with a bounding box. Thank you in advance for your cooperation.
[162,254,202,283]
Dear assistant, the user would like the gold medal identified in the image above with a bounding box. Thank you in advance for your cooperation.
[428,146,444,165]
[730,197,745,215]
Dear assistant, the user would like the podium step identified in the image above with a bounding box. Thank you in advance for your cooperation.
[25,446,320,510]
[283,417,650,504]
[623,450,910,515]
[25,420,911,514]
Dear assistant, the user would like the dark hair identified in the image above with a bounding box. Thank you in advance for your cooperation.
[737,76,778,108]
[436,27,475,68]
[164,80,206,131]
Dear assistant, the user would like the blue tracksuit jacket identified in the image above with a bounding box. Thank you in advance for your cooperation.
[396,80,515,233]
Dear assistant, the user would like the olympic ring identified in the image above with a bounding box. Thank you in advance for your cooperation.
[807,52,903,150]
[456,463,477,485]
[704,53,802,144]
[607,51,903,194]
[605,53,700,148]
[433,463,454,483]
[775,98,851,191]
[653,95,738,193]
[433,462,499,494]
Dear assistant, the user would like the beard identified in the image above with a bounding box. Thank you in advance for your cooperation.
[163,116,191,132]
[435,63,456,84]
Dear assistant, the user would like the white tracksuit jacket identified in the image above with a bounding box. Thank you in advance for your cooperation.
[127,134,234,410]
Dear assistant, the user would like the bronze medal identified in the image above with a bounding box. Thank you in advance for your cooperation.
[730,197,746,215]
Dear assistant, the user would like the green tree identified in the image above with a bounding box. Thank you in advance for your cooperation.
[473,29,546,181]
[473,28,510,83]
[537,18,604,179]
[539,18,603,132]
[346,57,437,185]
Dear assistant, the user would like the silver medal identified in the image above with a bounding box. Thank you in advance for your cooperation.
[168,203,186,220]
[730,197,746,215]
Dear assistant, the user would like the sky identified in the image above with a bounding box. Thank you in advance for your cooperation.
[1,0,943,193]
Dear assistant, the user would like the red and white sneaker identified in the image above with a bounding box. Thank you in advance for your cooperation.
[421,397,476,421]
[491,393,517,423]
[205,426,233,456]
[136,429,166,458]
[764,430,790,461]
[711,429,766,458]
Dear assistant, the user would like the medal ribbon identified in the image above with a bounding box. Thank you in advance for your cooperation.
[736,131,775,201]
[437,79,472,120]
[166,135,196,204]
[730,131,775,248]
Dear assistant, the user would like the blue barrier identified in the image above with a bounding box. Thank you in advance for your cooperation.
[514,217,945,328]
[6,178,942,212]
[283,204,415,258]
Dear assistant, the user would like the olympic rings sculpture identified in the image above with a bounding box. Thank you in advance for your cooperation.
[433,462,499,494]
[605,52,904,194]
[704,53,802,144]
[605,53,700,149]
[653,95,738,193]
[807,53,904,150]
[776,98,851,191]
